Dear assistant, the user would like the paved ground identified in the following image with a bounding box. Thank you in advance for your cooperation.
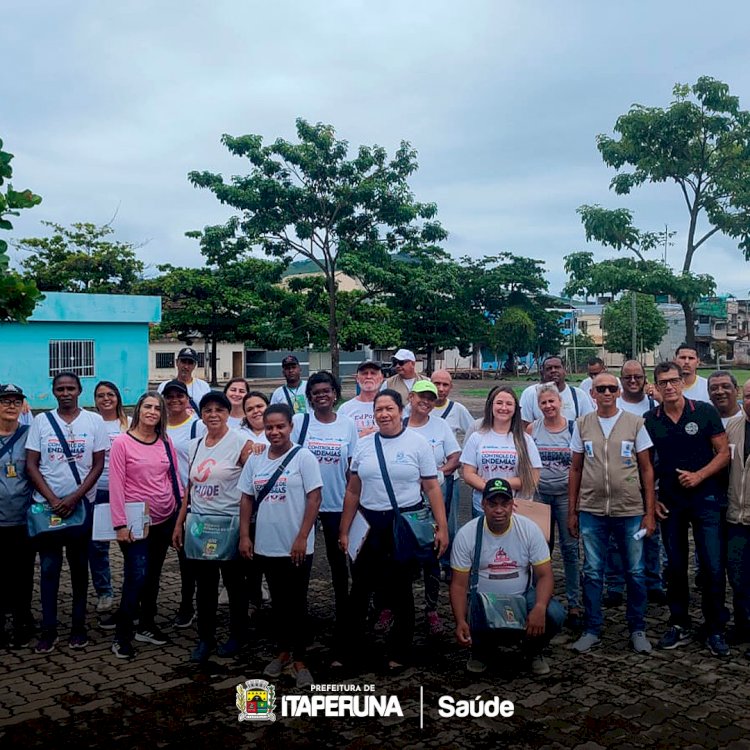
[3,379,750,749]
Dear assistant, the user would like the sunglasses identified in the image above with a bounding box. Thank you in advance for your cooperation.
[594,385,619,394]
[392,359,406,366]
[622,375,644,381]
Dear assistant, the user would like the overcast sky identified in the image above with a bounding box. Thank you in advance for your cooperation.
[5,0,750,298]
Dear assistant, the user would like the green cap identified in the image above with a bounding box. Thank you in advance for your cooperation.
[411,380,438,398]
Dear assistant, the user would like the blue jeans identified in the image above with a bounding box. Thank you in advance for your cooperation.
[660,494,725,633]
[538,492,580,610]
[579,512,647,635]
[38,527,90,635]
[471,588,566,661]
[606,525,665,594]
[88,489,113,597]
[727,522,750,631]
[115,538,149,643]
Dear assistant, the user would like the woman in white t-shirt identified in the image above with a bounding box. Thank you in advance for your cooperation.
[239,391,271,446]
[292,371,357,666]
[91,380,131,615]
[223,378,250,429]
[238,404,323,689]
[173,392,254,664]
[339,389,449,672]
[25,372,108,654]
[460,386,542,517]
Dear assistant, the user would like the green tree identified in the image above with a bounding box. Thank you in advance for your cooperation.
[188,118,446,378]
[583,77,750,344]
[0,138,42,321]
[601,293,668,359]
[488,307,536,375]
[16,220,145,293]
[139,259,308,385]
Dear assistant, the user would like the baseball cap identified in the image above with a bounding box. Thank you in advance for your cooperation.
[177,347,198,362]
[357,360,382,373]
[199,391,232,412]
[162,379,189,396]
[482,478,514,502]
[393,348,416,363]
[281,355,300,367]
[411,380,438,398]
[0,383,25,400]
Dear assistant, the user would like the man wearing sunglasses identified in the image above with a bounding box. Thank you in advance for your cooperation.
[568,373,657,655]
[643,362,731,657]
[383,348,429,403]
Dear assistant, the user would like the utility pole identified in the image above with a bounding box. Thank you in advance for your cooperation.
[631,291,638,360]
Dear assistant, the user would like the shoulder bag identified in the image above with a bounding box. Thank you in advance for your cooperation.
[374,433,436,564]
[27,413,87,538]
[468,517,528,631]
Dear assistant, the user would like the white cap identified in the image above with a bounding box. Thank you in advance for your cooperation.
[393,348,416,362]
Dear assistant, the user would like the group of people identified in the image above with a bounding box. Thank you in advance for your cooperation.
[2,342,749,684]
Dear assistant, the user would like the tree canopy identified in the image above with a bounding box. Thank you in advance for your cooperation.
[0,137,42,321]
[16,220,145,293]
[601,293,668,359]
[569,77,750,345]
[188,118,446,377]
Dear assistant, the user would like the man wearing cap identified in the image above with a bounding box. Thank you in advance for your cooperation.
[450,478,564,675]
[383,349,429,402]
[0,383,35,649]
[568,372,657,655]
[337,361,384,437]
[157,347,211,413]
[270,355,309,415]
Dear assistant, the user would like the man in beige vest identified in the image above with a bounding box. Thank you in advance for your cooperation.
[568,372,657,654]
[383,349,429,402]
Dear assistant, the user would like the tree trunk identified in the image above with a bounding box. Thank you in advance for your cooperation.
[681,299,696,350]
[471,344,482,369]
[425,345,434,376]
[327,272,339,380]
[210,334,219,386]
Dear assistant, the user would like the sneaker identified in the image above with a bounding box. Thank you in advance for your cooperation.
[706,633,730,659]
[530,654,550,675]
[135,626,169,645]
[571,633,602,653]
[263,656,291,678]
[218,587,229,605]
[98,614,118,631]
[630,631,653,654]
[69,631,89,649]
[173,610,195,629]
[35,633,59,654]
[190,641,213,663]
[96,594,114,613]
[294,666,314,689]
[466,657,487,674]
[374,609,394,634]
[111,640,136,659]
[425,610,444,637]
[217,637,242,658]
[603,591,624,608]
[647,589,668,605]
[657,625,693,650]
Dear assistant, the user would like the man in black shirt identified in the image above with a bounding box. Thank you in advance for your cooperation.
[644,362,730,657]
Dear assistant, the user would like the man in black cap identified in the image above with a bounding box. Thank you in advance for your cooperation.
[337,361,384,437]
[270,355,309,414]
[157,347,210,413]
[449,478,564,675]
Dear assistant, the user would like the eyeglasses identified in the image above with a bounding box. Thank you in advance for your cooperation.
[656,377,682,389]
[594,385,619,394]
[392,359,406,366]
[622,375,644,381]
[0,399,23,407]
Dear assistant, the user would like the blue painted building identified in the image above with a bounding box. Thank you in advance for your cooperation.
[0,292,161,408]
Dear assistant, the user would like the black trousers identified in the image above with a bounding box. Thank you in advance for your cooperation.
[192,558,248,643]
[0,524,35,636]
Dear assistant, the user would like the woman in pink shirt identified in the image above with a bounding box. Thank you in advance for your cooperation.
[108,392,183,659]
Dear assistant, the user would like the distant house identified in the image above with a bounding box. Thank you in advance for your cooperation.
[0,292,161,408]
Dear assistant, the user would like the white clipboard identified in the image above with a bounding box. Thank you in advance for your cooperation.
[92,502,147,541]
[347,510,371,563]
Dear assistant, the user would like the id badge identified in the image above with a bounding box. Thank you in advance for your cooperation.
[621,441,634,459]
[5,462,17,478]
[584,440,594,458]
[730,443,736,460]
